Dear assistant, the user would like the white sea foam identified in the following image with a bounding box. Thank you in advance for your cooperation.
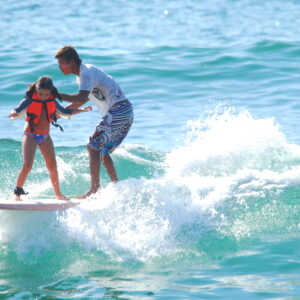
[2,107,300,263]
[55,108,300,260]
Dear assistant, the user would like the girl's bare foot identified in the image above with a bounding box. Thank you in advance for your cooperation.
[13,187,27,201]
[14,195,22,201]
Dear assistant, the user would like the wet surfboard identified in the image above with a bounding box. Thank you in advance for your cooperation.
[0,198,80,211]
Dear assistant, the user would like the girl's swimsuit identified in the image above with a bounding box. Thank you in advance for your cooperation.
[88,100,133,155]
[23,132,49,145]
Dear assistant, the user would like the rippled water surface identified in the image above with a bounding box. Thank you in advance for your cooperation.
[1,0,300,299]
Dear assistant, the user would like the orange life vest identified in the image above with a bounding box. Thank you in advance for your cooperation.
[26,91,63,132]
[26,92,56,123]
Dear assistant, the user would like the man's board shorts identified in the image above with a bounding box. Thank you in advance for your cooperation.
[88,100,133,155]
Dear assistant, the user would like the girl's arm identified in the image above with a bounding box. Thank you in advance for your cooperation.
[9,98,32,120]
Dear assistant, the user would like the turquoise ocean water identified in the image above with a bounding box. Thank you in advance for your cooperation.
[1,0,300,298]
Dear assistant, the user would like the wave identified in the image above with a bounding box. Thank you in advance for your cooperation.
[249,40,299,54]
[1,107,300,268]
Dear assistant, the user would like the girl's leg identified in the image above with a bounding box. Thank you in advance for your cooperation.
[39,136,68,200]
[15,134,37,200]
[101,154,118,182]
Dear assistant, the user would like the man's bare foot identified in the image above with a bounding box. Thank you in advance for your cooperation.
[76,189,98,200]
[56,194,69,201]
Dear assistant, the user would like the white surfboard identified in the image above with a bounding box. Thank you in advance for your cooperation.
[0,198,81,211]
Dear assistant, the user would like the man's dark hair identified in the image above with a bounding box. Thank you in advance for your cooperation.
[55,45,82,66]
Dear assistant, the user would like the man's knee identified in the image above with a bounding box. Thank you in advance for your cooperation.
[101,153,112,163]
[100,153,107,160]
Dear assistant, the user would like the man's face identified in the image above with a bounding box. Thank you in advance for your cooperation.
[57,58,73,75]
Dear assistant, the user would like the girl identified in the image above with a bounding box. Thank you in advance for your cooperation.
[9,76,92,201]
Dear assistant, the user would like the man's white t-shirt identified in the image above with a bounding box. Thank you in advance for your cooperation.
[78,63,127,116]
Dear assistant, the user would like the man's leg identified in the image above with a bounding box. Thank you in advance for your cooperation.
[89,145,101,192]
[77,145,100,199]
[101,154,118,182]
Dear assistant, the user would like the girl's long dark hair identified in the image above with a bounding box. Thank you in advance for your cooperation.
[25,76,62,101]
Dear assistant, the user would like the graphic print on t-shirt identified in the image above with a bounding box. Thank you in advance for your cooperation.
[92,88,106,101]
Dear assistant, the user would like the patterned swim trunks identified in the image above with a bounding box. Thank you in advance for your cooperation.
[88,101,133,155]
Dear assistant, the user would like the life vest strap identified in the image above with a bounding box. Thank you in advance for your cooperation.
[51,121,64,132]
[50,112,64,131]
[26,112,37,132]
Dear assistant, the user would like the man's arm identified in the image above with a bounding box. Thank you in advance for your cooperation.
[60,90,90,107]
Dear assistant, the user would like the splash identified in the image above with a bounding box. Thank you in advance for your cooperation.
[2,107,300,265]
[166,106,290,177]
[57,107,300,262]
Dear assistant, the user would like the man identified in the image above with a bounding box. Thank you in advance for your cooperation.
[55,46,133,198]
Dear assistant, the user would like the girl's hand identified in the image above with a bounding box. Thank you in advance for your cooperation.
[9,111,18,119]
[83,106,92,112]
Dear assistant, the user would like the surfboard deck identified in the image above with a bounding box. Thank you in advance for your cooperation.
[0,198,81,211]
